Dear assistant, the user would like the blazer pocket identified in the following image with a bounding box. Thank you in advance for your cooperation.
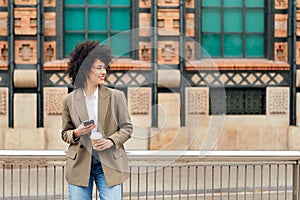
[67,149,77,160]
[113,149,124,159]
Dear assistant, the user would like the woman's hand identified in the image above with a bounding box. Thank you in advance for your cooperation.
[73,123,96,137]
[93,138,114,151]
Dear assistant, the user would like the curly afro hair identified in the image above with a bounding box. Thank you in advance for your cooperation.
[67,40,112,88]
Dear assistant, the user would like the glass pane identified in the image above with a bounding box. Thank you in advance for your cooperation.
[111,0,130,6]
[224,34,242,57]
[111,8,130,31]
[201,34,221,57]
[246,9,264,32]
[88,8,107,30]
[202,0,221,7]
[224,0,242,7]
[202,8,221,32]
[65,0,85,4]
[110,33,130,57]
[65,33,85,56]
[89,0,107,5]
[246,34,264,57]
[245,0,264,7]
[65,8,85,30]
[88,34,107,44]
[224,9,242,32]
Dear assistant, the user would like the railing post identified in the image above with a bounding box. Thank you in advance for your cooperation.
[293,161,299,200]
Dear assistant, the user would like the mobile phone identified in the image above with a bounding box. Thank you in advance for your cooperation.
[83,119,94,126]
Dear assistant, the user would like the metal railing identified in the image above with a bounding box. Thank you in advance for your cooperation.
[1,150,300,199]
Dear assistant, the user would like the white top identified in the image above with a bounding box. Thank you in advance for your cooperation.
[83,87,98,133]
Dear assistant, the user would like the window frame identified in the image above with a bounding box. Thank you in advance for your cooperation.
[196,0,274,59]
[61,0,133,58]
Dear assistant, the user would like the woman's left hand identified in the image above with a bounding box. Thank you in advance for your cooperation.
[93,138,114,151]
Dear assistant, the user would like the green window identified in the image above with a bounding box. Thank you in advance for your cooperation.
[64,0,131,57]
[201,0,265,58]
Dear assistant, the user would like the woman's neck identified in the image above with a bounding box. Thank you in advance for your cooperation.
[84,84,97,98]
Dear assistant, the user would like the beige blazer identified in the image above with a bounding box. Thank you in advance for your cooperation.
[61,85,133,187]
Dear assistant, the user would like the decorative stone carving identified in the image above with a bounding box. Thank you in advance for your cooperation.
[275,0,288,9]
[0,89,6,115]
[267,87,289,115]
[297,10,300,36]
[0,41,8,61]
[45,88,67,115]
[185,42,194,61]
[15,40,37,64]
[139,0,150,8]
[297,0,300,8]
[274,14,288,38]
[44,0,56,7]
[44,41,56,62]
[0,0,7,6]
[128,87,151,115]
[186,0,194,8]
[44,12,56,36]
[0,12,7,36]
[158,9,180,35]
[14,8,37,35]
[139,42,151,61]
[274,42,288,62]
[186,87,209,115]
[158,41,179,64]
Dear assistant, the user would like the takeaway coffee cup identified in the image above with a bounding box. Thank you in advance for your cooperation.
[90,132,103,147]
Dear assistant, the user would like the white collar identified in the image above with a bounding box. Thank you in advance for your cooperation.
[83,86,98,100]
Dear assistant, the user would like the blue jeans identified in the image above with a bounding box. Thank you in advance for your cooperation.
[68,156,122,200]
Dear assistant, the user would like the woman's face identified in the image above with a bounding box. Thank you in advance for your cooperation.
[87,59,107,85]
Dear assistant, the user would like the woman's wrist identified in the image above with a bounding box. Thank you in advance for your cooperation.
[73,129,80,138]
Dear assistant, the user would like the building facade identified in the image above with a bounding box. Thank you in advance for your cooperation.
[0,0,299,150]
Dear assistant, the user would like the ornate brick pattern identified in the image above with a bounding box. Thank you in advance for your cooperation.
[274,42,288,62]
[187,88,208,115]
[158,41,179,64]
[0,89,6,115]
[14,8,37,35]
[44,12,56,36]
[267,87,289,115]
[44,41,56,62]
[15,40,37,64]
[158,9,180,35]
[275,0,288,9]
[45,88,67,115]
[274,14,288,38]
[128,88,151,115]
[0,12,7,36]
[44,0,56,7]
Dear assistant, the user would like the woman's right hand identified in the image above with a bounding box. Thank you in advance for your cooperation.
[73,123,96,137]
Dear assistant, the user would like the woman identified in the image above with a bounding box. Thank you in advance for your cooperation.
[61,40,133,199]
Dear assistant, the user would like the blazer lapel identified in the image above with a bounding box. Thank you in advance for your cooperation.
[98,85,109,136]
[74,88,89,124]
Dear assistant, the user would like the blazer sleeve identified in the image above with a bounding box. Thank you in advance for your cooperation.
[61,95,79,145]
[108,90,133,148]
